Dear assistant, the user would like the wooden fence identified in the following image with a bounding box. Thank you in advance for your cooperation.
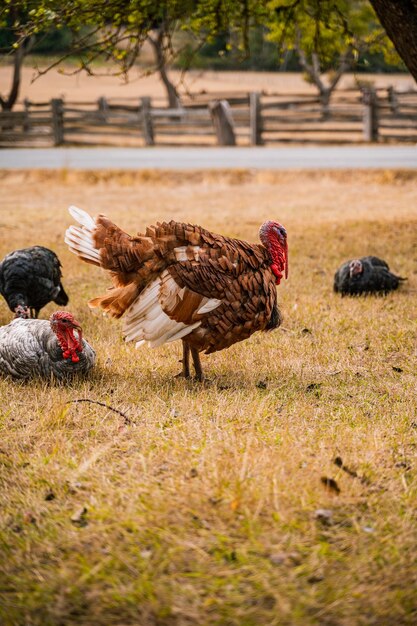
[1,87,416,148]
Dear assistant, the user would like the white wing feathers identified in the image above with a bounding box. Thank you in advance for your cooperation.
[197,298,222,314]
[122,270,221,349]
[65,205,101,265]
[123,272,202,348]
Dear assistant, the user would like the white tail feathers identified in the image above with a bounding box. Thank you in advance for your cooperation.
[68,205,96,230]
[64,205,101,265]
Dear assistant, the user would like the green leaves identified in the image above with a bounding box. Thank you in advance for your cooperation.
[266,0,398,68]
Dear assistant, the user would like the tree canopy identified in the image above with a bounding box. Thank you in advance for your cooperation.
[0,0,416,110]
[264,0,401,106]
[0,0,404,72]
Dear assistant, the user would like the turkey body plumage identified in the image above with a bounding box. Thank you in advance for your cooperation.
[0,317,96,380]
[334,256,406,295]
[65,206,288,379]
[0,246,69,318]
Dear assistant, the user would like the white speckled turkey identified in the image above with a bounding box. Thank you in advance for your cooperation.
[0,311,96,380]
[64,205,288,381]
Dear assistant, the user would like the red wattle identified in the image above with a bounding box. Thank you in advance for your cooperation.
[268,239,286,285]
[54,321,84,362]
[271,264,283,284]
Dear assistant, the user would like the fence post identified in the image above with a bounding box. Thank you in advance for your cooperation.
[140,97,154,146]
[97,96,109,121]
[362,88,379,142]
[387,86,399,114]
[249,92,262,145]
[209,100,236,146]
[51,98,64,145]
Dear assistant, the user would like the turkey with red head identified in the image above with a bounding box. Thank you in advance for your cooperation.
[0,311,96,380]
[65,206,288,380]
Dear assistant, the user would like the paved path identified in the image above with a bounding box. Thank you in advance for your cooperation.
[0,146,416,170]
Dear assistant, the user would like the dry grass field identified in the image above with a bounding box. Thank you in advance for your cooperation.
[0,168,417,625]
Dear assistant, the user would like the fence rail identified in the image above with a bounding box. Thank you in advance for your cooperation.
[1,87,416,148]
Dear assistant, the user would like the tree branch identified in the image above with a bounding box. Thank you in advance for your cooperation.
[295,28,325,93]
[328,45,353,91]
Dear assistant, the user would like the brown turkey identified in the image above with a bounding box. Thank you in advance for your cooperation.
[0,311,96,380]
[65,206,288,381]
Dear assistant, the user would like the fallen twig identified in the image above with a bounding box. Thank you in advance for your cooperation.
[65,398,132,425]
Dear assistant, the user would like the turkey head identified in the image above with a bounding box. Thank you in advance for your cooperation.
[14,305,30,319]
[259,221,288,284]
[349,260,363,278]
[50,311,83,362]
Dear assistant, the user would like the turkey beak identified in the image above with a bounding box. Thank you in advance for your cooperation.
[70,316,82,332]
[71,320,82,344]
[70,319,81,334]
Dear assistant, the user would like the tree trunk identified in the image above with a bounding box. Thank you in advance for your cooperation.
[0,36,35,112]
[296,37,353,119]
[296,46,333,118]
[319,89,331,120]
[369,0,417,83]
[147,30,180,109]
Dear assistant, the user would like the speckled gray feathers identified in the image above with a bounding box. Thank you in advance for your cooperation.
[0,318,95,380]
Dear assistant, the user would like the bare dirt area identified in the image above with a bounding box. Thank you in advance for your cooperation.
[1,64,415,104]
[0,169,417,625]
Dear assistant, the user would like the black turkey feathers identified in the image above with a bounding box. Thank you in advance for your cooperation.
[334,256,406,296]
[0,246,69,318]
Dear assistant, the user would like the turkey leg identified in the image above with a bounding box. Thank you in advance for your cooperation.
[179,341,204,381]
[191,347,204,382]
[180,340,191,378]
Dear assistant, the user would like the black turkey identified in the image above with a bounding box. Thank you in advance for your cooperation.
[0,246,69,318]
[334,256,406,295]
[0,311,96,380]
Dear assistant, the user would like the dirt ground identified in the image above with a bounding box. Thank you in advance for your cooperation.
[1,64,415,105]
